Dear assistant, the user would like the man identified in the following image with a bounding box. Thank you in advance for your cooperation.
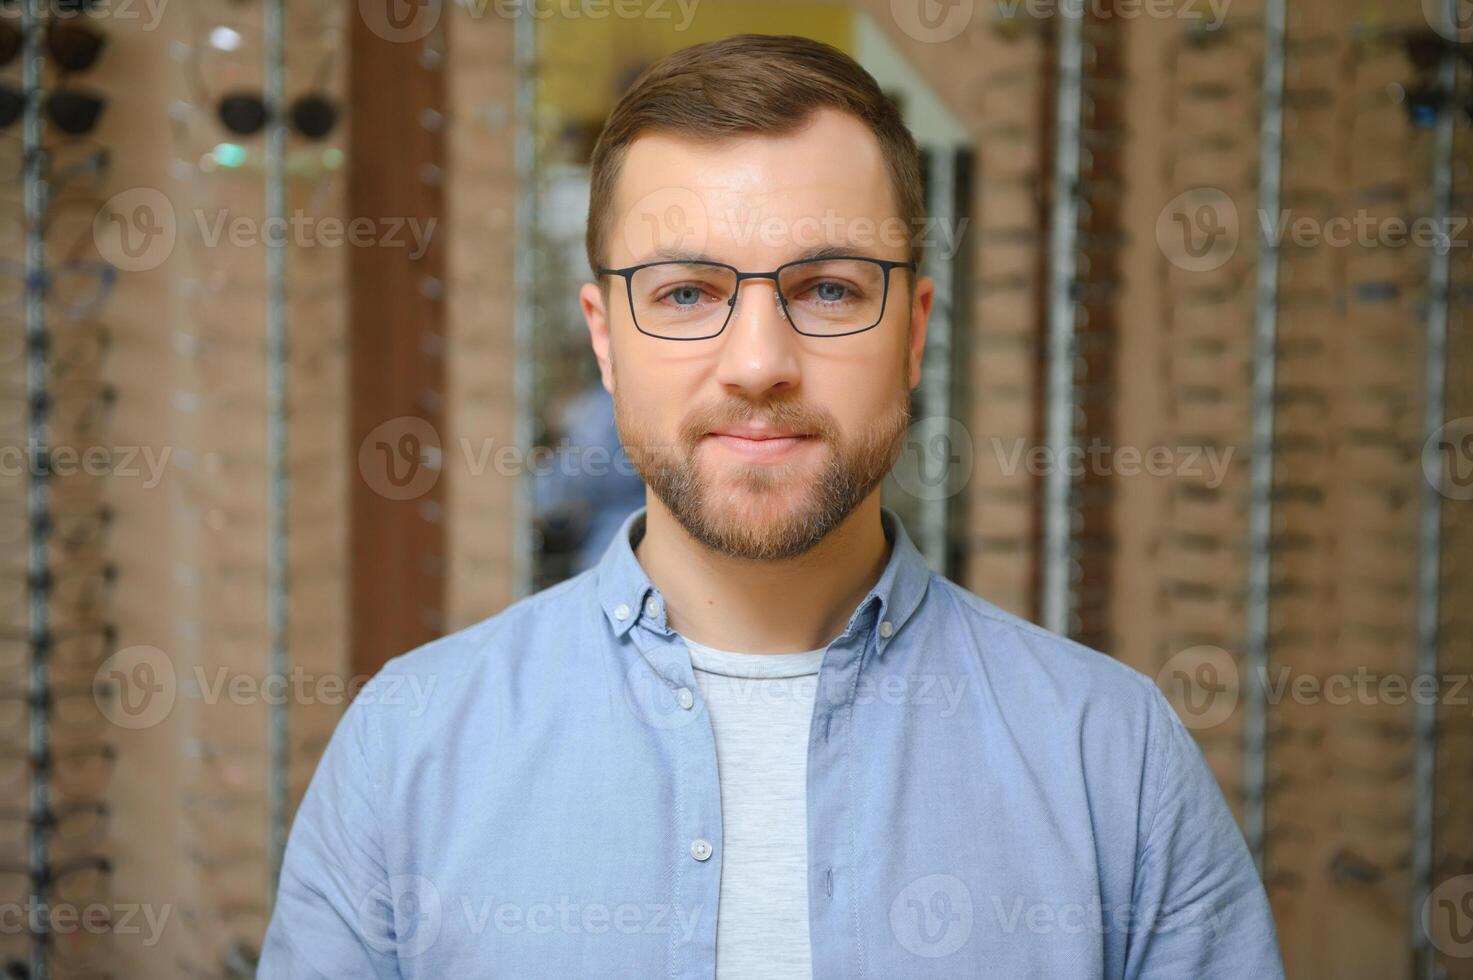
[260,34,1283,979]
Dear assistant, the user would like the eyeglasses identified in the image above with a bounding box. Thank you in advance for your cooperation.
[0,19,106,73]
[598,256,916,341]
[0,86,107,134]
[216,90,339,140]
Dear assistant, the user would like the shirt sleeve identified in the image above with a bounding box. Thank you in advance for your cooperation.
[1123,687,1285,980]
[257,688,400,979]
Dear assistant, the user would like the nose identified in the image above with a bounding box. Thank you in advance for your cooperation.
[713,277,801,397]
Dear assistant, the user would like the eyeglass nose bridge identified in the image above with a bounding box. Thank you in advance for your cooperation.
[724,270,790,322]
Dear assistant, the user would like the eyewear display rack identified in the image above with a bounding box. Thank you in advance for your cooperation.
[1242,0,1287,879]
[1040,3,1127,656]
[21,0,53,977]
[1035,0,1469,973]
[261,0,290,909]
[1040,0,1087,640]
[13,1,117,976]
[1412,3,1459,976]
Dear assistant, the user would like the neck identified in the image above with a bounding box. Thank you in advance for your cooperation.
[633,493,892,653]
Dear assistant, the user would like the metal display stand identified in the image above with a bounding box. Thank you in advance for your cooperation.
[21,0,52,974]
[1041,0,1086,637]
[513,0,538,600]
[1412,3,1458,974]
[915,149,958,570]
[262,0,291,903]
[1242,0,1288,876]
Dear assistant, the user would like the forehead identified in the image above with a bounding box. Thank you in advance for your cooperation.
[608,108,899,266]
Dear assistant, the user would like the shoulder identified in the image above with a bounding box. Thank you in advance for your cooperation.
[922,576,1185,757]
[345,568,601,745]
[930,576,1165,704]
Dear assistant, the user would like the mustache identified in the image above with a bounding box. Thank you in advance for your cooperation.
[681,400,838,444]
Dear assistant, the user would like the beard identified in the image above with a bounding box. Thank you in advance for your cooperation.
[614,380,912,561]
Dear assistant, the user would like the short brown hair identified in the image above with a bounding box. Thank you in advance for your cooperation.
[585,33,924,276]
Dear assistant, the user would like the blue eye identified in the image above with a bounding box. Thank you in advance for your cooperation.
[669,286,703,306]
[814,282,847,303]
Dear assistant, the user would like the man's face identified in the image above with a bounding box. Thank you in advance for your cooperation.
[581,108,933,560]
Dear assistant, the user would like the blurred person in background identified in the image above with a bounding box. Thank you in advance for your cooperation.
[260,33,1283,979]
[533,378,646,576]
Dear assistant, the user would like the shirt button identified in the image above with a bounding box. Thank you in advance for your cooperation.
[690,838,712,861]
[879,620,895,639]
[644,597,661,618]
[675,687,694,710]
[613,603,631,621]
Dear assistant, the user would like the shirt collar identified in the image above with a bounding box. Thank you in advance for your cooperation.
[595,504,932,656]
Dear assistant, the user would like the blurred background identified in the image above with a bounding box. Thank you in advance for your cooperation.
[2,0,1471,976]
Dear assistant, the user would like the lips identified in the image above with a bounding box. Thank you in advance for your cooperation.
[702,429,816,462]
[708,428,810,440]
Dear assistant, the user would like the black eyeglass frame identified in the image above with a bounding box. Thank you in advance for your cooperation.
[597,255,918,341]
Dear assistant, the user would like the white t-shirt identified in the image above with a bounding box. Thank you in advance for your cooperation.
[684,635,827,980]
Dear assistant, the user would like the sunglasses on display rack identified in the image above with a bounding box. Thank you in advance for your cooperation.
[0,16,105,73]
[215,90,338,141]
[0,623,117,675]
[0,86,106,135]
[0,136,110,194]
[187,19,342,140]
[0,7,109,134]
[0,256,117,320]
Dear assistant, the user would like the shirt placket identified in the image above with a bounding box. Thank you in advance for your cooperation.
[805,596,878,980]
[624,592,724,980]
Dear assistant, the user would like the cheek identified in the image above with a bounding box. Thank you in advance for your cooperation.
[614,361,689,432]
[807,376,887,440]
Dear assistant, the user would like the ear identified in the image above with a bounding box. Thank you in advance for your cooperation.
[906,275,935,391]
[581,280,615,394]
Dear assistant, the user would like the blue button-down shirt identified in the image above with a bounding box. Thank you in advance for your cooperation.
[260,506,1283,979]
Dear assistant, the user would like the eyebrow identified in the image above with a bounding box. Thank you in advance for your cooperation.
[634,243,894,266]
